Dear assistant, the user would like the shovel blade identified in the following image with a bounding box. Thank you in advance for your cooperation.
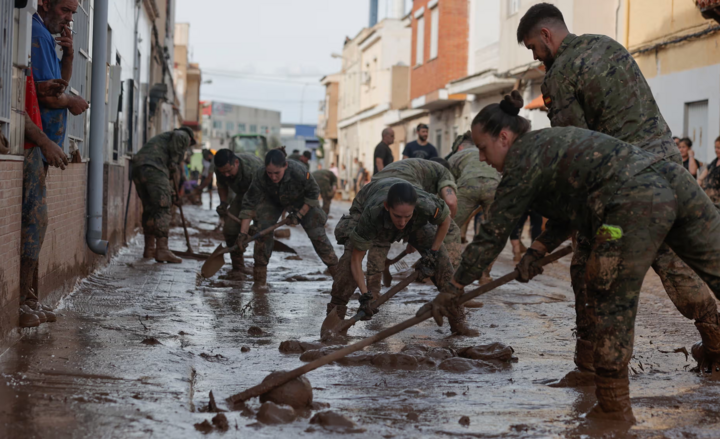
[272,240,298,255]
[201,244,228,278]
[320,308,342,340]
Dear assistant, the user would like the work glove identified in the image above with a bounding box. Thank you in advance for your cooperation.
[236,232,251,252]
[417,249,439,281]
[416,282,464,326]
[516,247,545,283]
[357,292,375,321]
[287,210,304,226]
[216,201,229,217]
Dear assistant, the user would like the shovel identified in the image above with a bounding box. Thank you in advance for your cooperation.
[225,212,297,255]
[321,270,419,341]
[382,250,410,287]
[200,218,293,278]
[226,245,572,408]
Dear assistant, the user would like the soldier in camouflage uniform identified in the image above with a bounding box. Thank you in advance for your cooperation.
[239,150,338,288]
[329,178,478,336]
[371,158,465,265]
[517,3,720,380]
[447,146,500,235]
[288,150,311,170]
[312,169,338,215]
[212,149,264,276]
[428,95,720,421]
[132,127,195,263]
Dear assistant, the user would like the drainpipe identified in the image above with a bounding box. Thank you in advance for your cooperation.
[86,0,109,255]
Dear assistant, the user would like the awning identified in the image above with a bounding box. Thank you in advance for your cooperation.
[525,94,546,111]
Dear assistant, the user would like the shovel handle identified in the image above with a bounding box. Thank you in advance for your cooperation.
[223,217,293,254]
[226,212,243,225]
[228,246,573,406]
[385,250,409,268]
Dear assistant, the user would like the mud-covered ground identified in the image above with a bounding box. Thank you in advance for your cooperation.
[2,196,720,438]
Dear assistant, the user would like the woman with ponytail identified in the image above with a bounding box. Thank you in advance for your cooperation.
[420,90,720,422]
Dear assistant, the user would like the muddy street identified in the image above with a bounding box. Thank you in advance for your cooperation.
[1,198,720,438]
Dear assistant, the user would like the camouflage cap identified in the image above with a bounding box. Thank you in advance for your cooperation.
[177,126,197,146]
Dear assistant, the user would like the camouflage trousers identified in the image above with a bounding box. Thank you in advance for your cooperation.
[574,162,720,380]
[443,220,463,268]
[253,201,338,268]
[320,190,334,216]
[132,165,173,238]
[20,147,49,302]
[330,217,455,307]
[454,176,498,233]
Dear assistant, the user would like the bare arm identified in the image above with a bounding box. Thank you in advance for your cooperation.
[56,26,74,82]
[240,218,252,234]
[699,167,709,186]
[688,151,699,177]
[431,216,451,251]
[24,113,68,170]
[441,187,458,218]
[351,248,368,294]
[375,157,385,172]
[217,185,229,203]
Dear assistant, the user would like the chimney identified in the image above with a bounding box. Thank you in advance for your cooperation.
[369,0,378,27]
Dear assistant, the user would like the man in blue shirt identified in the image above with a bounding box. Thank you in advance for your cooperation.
[402,124,438,159]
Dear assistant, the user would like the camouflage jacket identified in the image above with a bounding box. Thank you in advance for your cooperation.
[288,153,309,170]
[132,130,191,177]
[541,34,679,161]
[215,153,264,197]
[312,169,338,194]
[371,158,457,195]
[239,159,320,219]
[344,177,450,252]
[454,127,662,285]
[448,147,500,182]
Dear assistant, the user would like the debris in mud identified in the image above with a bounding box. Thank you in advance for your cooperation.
[212,413,229,432]
[199,391,225,413]
[256,402,297,424]
[274,229,291,239]
[279,340,324,354]
[141,337,162,346]
[459,416,470,427]
[457,342,516,363]
[658,346,690,361]
[259,372,313,409]
[200,352,227,362]
[248,326,264,336]
[406,412,419,421]
[241,346,251,353]
[445,392,457,397]
[372,353,419,370]
[439,357,504,373]
[285,255,302,261]
[310,401,330,410]
[284,274,312,282]
[309,411,360,432]
[194,419,214,433]
[463,300,484,308]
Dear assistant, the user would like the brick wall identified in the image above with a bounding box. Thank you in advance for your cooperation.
[103,159,142,250]
[410,0,469,100]
[0,158,23,346]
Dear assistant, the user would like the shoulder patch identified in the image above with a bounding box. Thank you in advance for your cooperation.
[433,207,439,218]
[306,173,310,180]
[543,95,552,107]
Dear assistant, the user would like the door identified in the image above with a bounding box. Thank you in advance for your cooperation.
[685,100,709,164]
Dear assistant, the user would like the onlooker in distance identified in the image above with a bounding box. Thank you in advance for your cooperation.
[329,162,339,178]
[699,136,720,203]
[673,136,681,147]
[402,124,438,159]
[351,157,360,191]
[288,150,311,170]
[679,137,701,178]
[374,128,394,174]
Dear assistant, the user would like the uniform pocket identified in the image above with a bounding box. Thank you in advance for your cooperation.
[586,239,622,293]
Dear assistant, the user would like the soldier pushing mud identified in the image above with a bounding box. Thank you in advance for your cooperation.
[312,169,338,215]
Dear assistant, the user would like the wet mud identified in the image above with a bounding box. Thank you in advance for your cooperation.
[259,372,313,409]
[2,197,720,438]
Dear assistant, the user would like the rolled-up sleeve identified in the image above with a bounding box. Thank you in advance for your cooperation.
[349,210,377,251]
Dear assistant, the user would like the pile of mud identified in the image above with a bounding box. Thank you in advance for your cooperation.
[288,341,516,372]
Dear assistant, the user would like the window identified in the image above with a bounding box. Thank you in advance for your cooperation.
[261,126,268,134]
[415,16,425,66]
[507,0,519,17]
[213,120,222,129]
[250,124,257,134]
[435,129,442,152]
[238,123,246,133]
[430,7,439,60]
[226,121,234,131]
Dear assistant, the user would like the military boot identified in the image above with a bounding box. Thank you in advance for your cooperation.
[143,234,156,258]
[549,339,596,387]
[692,316,720,374]
[21,304,47,324]
[155,237,182,263]
[19,307,40,328]
[448,304,480,337]
[253,266,268,291]
[326,303,348,320]
[587,375,636,423]
[220,252,249,280]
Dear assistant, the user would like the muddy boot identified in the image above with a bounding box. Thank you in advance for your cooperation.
[221,253,250,280]
[448,304,479,337]
[155,237,182,263]
[19,307,40,328]
[692,317,720,374]
[549,339,596,387]
[326,303,348,320]
[587,375,636,423]
[143,234,156,258]
[253,266,268,291]
[21,304,47,324]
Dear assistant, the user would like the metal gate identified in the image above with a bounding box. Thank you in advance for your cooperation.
[0,0,15,138]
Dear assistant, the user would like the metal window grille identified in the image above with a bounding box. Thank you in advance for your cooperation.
[66,1,91,156]
[0,0,15,137]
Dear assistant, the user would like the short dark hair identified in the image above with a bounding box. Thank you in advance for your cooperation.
[386,182,417,208]
[673,136,680,141]
[213,149,237,168]
[429,157,451,170]
[680,137,693,148]
[292,149,300,154]
[302,151,312,159]
[517,3,566,43]
[265,149,288,167]
[417,123,429,131]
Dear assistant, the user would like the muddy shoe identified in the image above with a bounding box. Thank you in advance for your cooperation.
[155,237,182,263]
[253,266,268,291]
[230,252,254,275]
[19,307,40,328]
[41,309,57,323]
[143,234,156,258]
[587,375,636,423]
[21,305,47,324]
[692,320,720,375]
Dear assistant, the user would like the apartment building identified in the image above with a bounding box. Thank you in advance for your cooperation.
[174,23,203,142]
[317,73,341,167]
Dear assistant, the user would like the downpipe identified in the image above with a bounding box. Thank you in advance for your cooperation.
[86,0,109,255]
